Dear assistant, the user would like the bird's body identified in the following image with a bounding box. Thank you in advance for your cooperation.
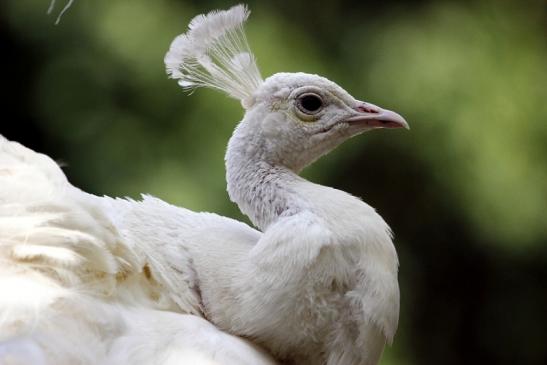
[198,176,398,364]
[0,4,406,365]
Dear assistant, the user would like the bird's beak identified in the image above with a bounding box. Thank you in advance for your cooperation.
[345,102,409,130]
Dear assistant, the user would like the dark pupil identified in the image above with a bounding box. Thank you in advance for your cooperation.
[300,95,322,112]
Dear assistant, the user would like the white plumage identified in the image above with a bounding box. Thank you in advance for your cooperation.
[0,4,408,365]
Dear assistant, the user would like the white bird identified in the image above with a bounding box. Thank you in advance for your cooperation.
[0,4,408,365]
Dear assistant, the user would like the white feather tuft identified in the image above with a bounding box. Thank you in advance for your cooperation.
[164,4,263,105]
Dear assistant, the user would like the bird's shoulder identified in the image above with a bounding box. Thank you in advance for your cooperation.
[250,180,400,343]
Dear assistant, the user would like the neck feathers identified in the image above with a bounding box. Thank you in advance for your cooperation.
[225,120,306,230]
[226,156,303,231]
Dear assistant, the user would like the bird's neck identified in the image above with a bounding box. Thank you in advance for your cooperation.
[226,156,305,231]
[226,123,307,231]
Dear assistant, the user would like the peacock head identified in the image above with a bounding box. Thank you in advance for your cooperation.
[242,72,407,170]
[165,4,407,172]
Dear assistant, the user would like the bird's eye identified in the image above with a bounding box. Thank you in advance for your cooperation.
[296,93,323,115]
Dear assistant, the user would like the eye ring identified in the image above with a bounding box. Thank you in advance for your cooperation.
[296,93,324,115]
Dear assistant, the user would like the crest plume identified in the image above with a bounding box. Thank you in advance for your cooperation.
[165,4,263,105]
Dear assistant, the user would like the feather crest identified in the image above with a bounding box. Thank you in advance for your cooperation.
[164,4,263,104]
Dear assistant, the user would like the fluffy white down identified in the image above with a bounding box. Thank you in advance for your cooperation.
[0,136,276,365]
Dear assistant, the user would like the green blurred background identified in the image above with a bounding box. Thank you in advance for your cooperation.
[2,0,546,364]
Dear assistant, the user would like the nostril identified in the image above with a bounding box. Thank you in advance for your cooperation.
[355,104,380,114]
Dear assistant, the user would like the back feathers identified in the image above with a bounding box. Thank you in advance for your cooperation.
[164,4,263,107]
[0,136,202,337]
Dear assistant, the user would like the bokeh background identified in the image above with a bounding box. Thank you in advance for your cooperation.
[2,0,546,364]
